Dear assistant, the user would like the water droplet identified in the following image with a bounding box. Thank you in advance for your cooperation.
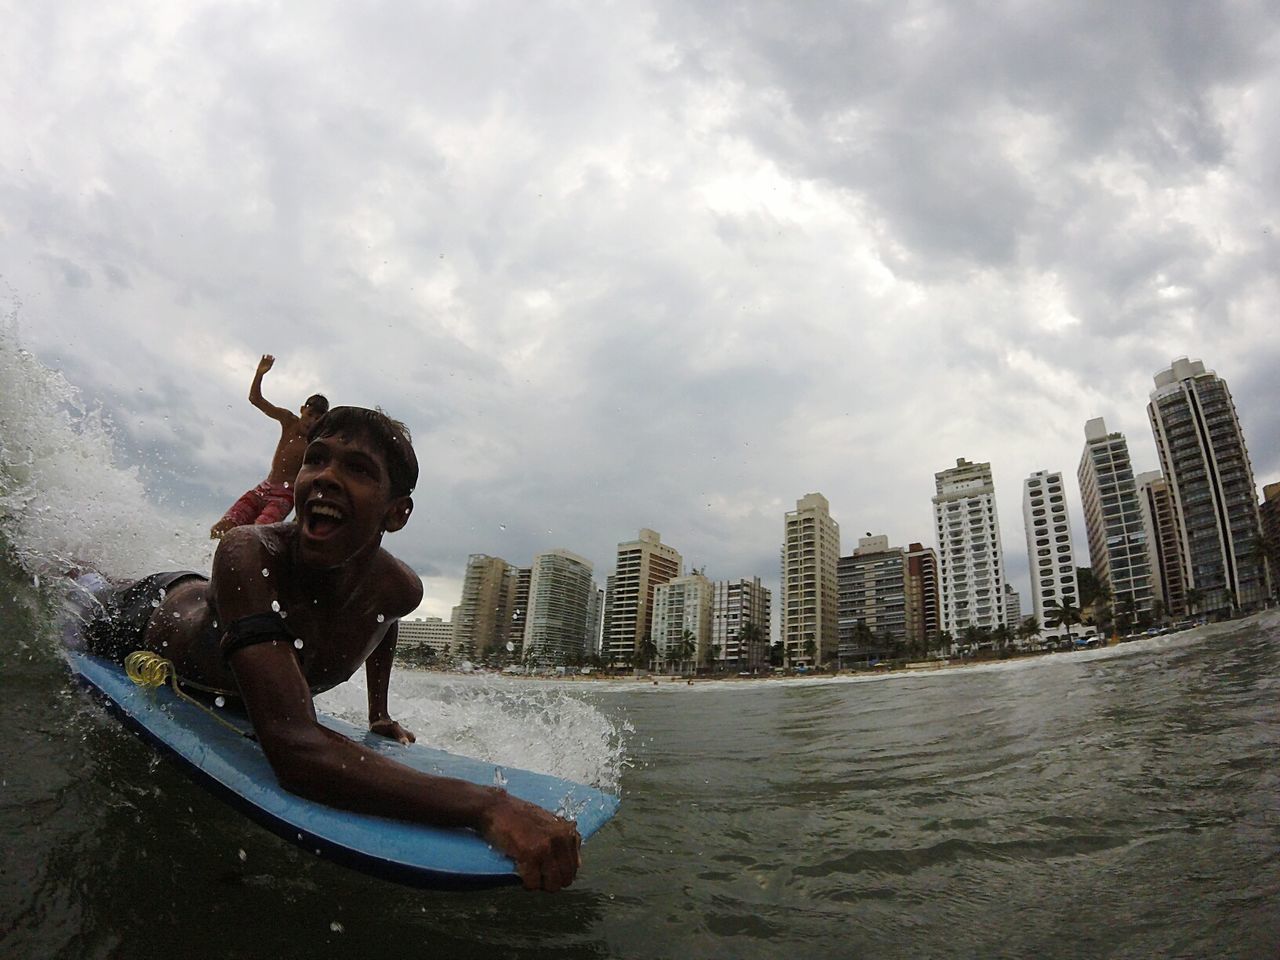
[212,620,218,629]
[493,767,508,787]
[376,614,385,623]
[237,849,247,862]
[271,600,281,612]
[506,641,515,652]
[261,568,270,577]
[498,523,506,531]
[32,575,39,588]
[151,598,160,607]
[330,921,344,934]
[283,481,289,489]
[294,639,304,649]
[215,696,226,708]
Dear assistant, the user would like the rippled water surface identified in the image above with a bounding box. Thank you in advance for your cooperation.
[3,564,1277,959]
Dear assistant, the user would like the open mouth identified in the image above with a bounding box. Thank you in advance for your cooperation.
[304,501,347,538]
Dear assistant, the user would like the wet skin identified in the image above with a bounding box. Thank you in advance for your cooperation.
[147,430,582,891]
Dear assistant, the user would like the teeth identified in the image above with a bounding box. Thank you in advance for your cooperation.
[311,504,344,520]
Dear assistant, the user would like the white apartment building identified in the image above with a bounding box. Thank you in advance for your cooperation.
[523,548,597,665]
[932,459,1009,634]
[651,573,714,668]
[397,617,454,654]
[781,493,840,667]
[604,529,682,667]
[1078,418,1154,619]
[1022,469,1078,641]
[710,577,772,670]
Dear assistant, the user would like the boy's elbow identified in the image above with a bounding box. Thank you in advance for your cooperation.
[258,723,332,796]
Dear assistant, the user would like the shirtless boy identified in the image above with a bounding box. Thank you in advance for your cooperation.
[89,406,581,891]
[210,354,328,539]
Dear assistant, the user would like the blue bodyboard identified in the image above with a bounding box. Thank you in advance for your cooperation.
[64,645,619,889]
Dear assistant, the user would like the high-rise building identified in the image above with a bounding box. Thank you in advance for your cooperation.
[507,566,532,657]
[604,529,682,667]
[523,549,596,665]
[1022,469,1079,639]
[397,617,454,655]
[1148,358,1270,612]
[1004,583,1022,628]
[586,586,604,658]
[1078,418,1154,621]
[651,573,714,668]
[1260,482,1280,595]
[904,542,940,650]
[837,534,907,664]
[710,577,772,670]
[932,459,1009,635]
[1136,471,1187,619]
[453,554,518,658]
[781,493,840,667]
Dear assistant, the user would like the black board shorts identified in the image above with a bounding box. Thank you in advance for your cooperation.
[84,571,208,663]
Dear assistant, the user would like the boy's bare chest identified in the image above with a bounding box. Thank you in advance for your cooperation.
[278,592,390,688]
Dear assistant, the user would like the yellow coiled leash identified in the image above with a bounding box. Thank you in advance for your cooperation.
[124,650,252,738]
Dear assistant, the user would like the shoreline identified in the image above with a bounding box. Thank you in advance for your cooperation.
[399,610,1276,686]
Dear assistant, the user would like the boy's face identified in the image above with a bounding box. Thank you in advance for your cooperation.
[299,403,323,427]
[293,430,412,568]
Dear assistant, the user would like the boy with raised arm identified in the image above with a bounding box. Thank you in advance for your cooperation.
[210,354,329,539]
[89,406,581,891]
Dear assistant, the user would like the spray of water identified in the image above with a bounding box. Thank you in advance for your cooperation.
[0,307,212,579]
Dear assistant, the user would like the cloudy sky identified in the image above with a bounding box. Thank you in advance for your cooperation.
[3,1,1278,622]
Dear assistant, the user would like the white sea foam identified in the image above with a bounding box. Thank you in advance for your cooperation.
[0,308,212,579]
[316,669,629,790]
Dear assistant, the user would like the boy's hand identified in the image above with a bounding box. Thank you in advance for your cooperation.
[257,354,275,375]
[369,718,416,744]
[481,794,582,892]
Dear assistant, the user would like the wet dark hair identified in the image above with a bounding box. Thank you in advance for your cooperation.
[304,394,330,415]
[307,406,418,497]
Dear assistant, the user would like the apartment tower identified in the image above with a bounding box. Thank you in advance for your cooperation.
[523,549,596,665]
[1022,469,1079,640]
[1135,471,1187,619]
[1148,358,1270,612]
[836,534,908,664]
[1260,483,1280,594]
[904,543,940,651]
[710,577,772,671]
[604,529,682,666]
[453,554,518,658]
[650,572,715,669]
[781,493,840,667]
[932,459,1009,635]
[1078,419,1154,620]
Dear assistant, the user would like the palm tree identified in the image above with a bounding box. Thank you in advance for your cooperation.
[675,629,696,674]
[1044,598,1083,646]
[1018,615,1040,647]
[638,635,658,672]
[802,637,817,664]
[937,630,953,658]
[1185,587,1203,619]
[739,622,766,671]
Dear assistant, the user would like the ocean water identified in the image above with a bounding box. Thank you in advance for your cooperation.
[3,322,1279,958]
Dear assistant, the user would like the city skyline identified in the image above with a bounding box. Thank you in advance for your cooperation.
[409,356,1271,649]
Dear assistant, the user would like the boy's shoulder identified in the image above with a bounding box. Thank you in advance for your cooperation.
[372,547,424,616]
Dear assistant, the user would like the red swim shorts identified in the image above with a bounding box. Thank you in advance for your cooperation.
[219,480,295,528]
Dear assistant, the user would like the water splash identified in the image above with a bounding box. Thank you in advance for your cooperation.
[0,309,212,580]
[317,669,628,791]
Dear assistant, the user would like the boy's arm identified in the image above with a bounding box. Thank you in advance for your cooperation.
[248,354,295,423]
[229,639,580,891]
[366,621,415,744]
[212,535,580,891]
